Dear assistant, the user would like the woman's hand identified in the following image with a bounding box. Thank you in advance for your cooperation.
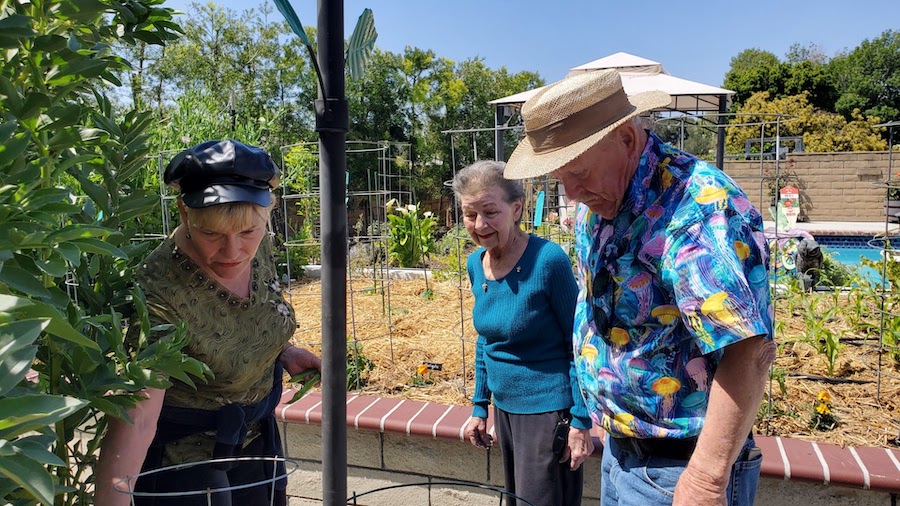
[464,417,493,449]
[562,427,595,470]
[279,344,322,377]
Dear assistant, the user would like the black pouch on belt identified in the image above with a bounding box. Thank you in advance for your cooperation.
[552,416,571,460]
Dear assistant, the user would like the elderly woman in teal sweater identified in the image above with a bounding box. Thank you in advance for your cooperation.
[452,160,594,506]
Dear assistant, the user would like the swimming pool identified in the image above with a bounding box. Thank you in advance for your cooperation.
[814,235,892,286]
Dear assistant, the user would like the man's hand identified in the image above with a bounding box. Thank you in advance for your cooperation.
[464,417,493,449]
[673,464,726,506]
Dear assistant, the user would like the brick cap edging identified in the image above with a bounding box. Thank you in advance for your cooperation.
[277,390,900,494]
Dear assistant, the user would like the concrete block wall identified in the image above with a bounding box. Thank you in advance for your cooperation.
[722,151,895,222]
[277,391,900,506]
[280,422,601,505]
[755,479,892,506]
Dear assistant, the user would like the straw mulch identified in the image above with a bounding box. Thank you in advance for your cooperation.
[759,302,900,448]
[287,276,477,405]
[286,277,900,449]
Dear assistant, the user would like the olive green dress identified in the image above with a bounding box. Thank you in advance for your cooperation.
[137,234,296,464]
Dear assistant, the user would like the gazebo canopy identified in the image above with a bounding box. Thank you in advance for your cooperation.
[489,52,734,113]
[487,52,735,166]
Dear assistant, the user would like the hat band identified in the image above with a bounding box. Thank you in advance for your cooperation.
[526,88,635,154]
[181,176,273,192]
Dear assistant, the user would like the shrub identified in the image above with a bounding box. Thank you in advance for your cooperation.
[0,3,211,504]
[385,200,436,268]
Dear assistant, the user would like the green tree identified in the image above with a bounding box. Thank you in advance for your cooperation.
[119,4,546,202]
[783,59,837,112]
[125,1,318,156]
[398,47,457,198]
[724,49,786,110]
[0,2,210,504]
[348,49,410,144]
[345,48,411,192]
[652,117,716,159]
[427,58,543,198]
[723,45,837,112]
[785,43,828,65]
[828,30,900,121]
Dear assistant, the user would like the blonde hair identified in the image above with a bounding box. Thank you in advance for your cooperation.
[181,200,274,232]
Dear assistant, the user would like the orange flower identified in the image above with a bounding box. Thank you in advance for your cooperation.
[416,364,428,376]
[816,403,832,415]
[817,390,831,403]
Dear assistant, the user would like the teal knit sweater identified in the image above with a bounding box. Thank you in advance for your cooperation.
[467,235,592,430]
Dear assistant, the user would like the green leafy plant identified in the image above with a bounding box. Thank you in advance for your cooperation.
[770,367,788,396]
[860,249,900,365]
[287,368,322,403]
[432,224,473,281]
[279,145,320,269]
[0,3,212,504]
[819,252,857,288]
[384,199,437,268]
[799,293,841,376]
[0,319,83,505]
[883,314,900,367]
[347,342,375,390]
[861,250,900,290]
[409,363,433,387]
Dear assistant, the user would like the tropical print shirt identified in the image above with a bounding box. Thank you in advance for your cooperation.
[572,131,773,439]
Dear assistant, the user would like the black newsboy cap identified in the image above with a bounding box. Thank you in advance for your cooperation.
[164,139,280,208]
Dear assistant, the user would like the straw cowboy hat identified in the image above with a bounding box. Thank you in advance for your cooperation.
[504,69,671,179]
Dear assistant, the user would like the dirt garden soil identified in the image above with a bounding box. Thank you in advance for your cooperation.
[286,277,900,449]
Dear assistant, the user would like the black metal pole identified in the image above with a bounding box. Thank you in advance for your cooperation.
[317,0,348,504]
[716,94,727,169]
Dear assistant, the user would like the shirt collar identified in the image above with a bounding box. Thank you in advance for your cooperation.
[616,129,660,220]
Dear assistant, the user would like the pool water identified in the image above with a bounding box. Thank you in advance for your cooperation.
[823,246,883,285]
[826,246,881,265]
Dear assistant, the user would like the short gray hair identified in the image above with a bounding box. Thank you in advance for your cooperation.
[451,160,525,204]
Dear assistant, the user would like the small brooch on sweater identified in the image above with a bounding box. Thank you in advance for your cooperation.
[482,282,487,292]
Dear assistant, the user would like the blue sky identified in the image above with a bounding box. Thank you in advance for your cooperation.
[164,0,900,89]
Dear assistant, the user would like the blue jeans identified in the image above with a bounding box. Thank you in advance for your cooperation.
[600,435,762,506]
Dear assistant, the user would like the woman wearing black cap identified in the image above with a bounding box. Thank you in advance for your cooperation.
[94,140,321,506]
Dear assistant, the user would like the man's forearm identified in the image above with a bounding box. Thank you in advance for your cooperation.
[687,336,776,486]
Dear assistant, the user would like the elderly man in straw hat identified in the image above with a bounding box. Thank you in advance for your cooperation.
[505,69,776,506]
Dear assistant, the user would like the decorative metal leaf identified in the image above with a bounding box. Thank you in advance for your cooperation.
[273,0,312,47]
[346,8,377,80]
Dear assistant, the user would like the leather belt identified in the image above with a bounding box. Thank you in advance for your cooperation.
[612,435,698,460]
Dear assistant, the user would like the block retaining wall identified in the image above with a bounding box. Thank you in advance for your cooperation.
[278,391,900,506]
